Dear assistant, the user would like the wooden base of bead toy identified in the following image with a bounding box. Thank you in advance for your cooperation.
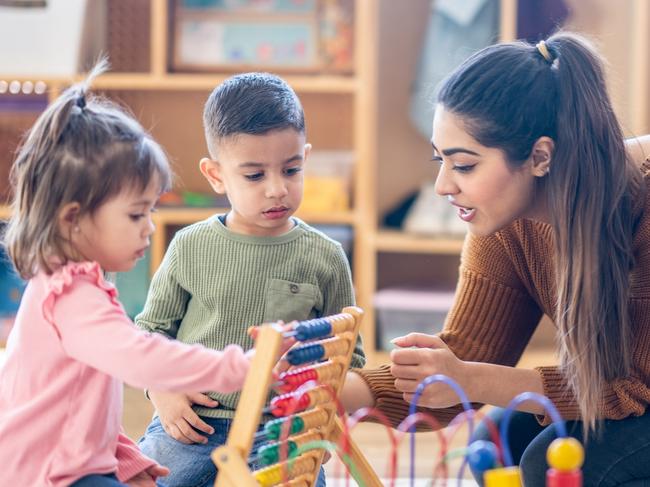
[213,307,382,487]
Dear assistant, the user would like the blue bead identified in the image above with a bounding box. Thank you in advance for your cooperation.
[294,320,333,341]
[287,343,325,365]
[467,440,498,472]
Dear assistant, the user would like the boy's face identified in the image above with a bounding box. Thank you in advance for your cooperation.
[200,128,311,236]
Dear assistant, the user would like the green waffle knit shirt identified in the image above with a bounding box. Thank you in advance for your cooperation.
[136,215,365,418]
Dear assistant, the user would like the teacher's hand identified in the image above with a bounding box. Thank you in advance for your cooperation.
[390,333,469,409]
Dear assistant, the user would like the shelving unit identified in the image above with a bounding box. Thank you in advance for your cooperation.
[1,0,648,364]
[0,0,383,359]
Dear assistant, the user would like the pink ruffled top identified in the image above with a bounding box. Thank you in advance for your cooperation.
[0,262,251,486]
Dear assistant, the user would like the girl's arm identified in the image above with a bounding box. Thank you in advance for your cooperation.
[114,428,157,483]
[50,273,251,394]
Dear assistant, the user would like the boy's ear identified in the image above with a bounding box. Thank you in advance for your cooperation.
[530,136,554,178]
[58,202,81,236]
[199,157,226,194]
[303,143,312,163]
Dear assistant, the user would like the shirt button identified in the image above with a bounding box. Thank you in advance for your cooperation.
[290,284,300,294]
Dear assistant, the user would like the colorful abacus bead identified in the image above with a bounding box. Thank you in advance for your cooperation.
[484,466,522,487]
[269,386,332,417]
[286,336,350,366]
[278,362,343,393]
[546,437,584,487]
[257,432,323,466]
[264,409,329,440]
[254,455,316,487]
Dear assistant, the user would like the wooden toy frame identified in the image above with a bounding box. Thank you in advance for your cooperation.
[212,306,382,487]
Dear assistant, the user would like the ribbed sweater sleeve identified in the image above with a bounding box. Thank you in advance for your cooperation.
[321,242,366,368]
[355,227,543,429]
[135,236,189,339]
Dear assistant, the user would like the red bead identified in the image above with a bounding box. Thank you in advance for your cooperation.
[546,468,582,487]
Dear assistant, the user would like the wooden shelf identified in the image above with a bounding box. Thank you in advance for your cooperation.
[374,229,464,255]
[0,73,358,94]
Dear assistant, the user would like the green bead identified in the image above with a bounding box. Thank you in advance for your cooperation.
[265,416,305,440]
[258,441,298,466]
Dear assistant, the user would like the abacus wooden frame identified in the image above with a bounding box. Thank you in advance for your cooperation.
[212,306,382,487]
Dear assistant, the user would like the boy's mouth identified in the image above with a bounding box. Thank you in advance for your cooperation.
[263,206,290,219]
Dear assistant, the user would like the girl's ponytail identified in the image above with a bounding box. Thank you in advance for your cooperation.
[3,58,170,279]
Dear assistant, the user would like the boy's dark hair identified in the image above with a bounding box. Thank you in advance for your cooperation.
[203,72,305,156]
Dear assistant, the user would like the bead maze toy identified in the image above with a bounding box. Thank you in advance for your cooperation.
[212,306,382,487]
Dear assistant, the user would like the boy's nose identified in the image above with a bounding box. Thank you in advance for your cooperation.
[266,178,289,198]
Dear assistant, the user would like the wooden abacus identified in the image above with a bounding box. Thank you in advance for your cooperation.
[212,306,382,487]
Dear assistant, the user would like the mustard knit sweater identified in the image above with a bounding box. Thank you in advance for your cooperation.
[357,158,650,427]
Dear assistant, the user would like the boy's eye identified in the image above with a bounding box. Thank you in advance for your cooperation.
[430,155,443,165]
[285,166,302,176]
[129,214,145,221]
[244,172,264,181]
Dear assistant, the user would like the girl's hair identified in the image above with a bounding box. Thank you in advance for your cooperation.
[437,32,643,433]
[3,59,172,279]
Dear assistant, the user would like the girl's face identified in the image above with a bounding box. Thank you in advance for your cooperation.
[432,106,544,237]
[72,179,159,272]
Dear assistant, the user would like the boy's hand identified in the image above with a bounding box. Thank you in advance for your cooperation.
[149,391,218,445]
[126,465,169,486]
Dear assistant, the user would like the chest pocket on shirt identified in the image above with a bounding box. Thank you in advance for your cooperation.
[262,278,319,323]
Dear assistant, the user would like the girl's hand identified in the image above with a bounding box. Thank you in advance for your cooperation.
[126,465,169,486]
[389,333,469,408]
[149,391,218,444]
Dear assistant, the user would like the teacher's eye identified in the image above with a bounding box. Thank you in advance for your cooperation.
[430,155,443,165]
[453,164,476,173]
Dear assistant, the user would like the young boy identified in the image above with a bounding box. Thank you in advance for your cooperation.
[136,72,365,487]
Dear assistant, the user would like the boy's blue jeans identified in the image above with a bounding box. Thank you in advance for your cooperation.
[139,416,327,487]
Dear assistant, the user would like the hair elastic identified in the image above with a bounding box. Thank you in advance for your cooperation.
[536,40,553,62]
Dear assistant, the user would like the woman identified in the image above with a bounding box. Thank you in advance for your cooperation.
[342,32,650,486]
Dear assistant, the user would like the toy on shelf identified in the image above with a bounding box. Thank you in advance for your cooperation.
[212,307,382,487]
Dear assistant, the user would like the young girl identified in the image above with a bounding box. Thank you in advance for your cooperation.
[341,32,650,486]
[0,61,259,487]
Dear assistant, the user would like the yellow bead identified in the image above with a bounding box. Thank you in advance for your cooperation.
[546,437,585,471]
[484,466,522,487]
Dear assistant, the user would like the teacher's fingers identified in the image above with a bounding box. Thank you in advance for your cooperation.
[391,345,443,365]
[390,363,426,380]
[391,333,446,349]
[394,378,420,394]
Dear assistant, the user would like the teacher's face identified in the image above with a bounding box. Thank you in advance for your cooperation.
[432,106,541,237]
